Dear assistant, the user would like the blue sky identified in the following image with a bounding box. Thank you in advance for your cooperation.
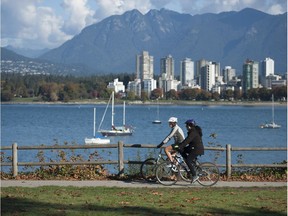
[1,0,287,49]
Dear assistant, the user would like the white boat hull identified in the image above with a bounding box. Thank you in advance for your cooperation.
[85,137,110,144]
[100,128,133,136]
[260,122,281,129]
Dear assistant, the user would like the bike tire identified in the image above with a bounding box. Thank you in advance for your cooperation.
[196,162,220,187]
[140,158,157,182]
[155,161,178,186]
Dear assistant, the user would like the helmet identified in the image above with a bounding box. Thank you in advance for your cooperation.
[168,117,178,123]
[185,119,196,126]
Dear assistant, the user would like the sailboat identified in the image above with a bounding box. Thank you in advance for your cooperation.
[85,108,110,144]
[152,101,161,124]
[260,94,281,129]
[98,91,133,136]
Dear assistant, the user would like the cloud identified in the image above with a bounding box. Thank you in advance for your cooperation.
[61,0,96,35]
[93,0,153,20]
[1,0,70,49]
[1,0,96,49]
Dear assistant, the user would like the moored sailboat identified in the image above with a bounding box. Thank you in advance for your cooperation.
[260,94,281,129]
[98,91,133,136]
[85,108,110,144]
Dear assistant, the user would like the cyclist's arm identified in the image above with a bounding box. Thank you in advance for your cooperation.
[162,127,178,144]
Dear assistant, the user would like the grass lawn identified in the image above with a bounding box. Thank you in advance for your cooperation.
[1,186,286,216]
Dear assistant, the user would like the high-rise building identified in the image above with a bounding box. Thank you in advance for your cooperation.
[136,51,154,80]
[160,54,174,80]
[261,57,274,77]
[260,57,275,87]
[223,66,236,83]
[200,62,216,91]
[196,59,209,85]
[180,58,194,87]
[242,59,259,93]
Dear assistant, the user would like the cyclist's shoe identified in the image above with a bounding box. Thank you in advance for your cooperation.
[171,165,178,172]
[191,176,199,183]
[166,164,178,172]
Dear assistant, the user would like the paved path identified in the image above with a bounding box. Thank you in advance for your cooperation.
[1,180,286,188]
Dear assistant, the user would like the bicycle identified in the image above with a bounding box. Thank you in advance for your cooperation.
[141,148,191,182]
[140,148,167,182]
[155,152,220,186]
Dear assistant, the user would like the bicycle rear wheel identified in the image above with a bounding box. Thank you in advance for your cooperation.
[155,161,179,186]
[140,158,157,182]
[197,162,220,186]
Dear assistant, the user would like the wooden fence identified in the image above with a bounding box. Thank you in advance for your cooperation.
[1,142,287,178]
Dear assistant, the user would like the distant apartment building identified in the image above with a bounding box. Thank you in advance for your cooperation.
[107,78,125,93]
[196,59,209,85]
[136,51,154,80]
[260,57,275,88]
[160,54,174,80]
[180,58,194,87]
[261,57,274,77]
[159,55,180,94]
[134,51,156,97]
[242,59,259,93]
[200,62,217,91]
[222,66,236,83]
[127,78,142,97]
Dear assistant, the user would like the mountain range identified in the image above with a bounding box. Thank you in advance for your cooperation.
[4,8,287,76]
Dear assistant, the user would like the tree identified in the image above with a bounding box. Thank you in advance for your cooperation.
[150,88,163,99]
[126,91,136,100]
[166,89,178,100]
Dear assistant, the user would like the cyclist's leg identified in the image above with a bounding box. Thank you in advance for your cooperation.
[185,153,198,177]
[164,145,174,163]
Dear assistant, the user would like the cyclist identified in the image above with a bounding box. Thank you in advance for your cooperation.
[177,119,204,183]
[157,117,185,165]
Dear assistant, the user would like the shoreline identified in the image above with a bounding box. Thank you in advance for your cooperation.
[1,100,287,106]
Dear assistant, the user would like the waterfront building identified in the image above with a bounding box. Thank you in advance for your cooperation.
[223,66,236,83]
[242,59,259,93]
[160,54,174,80]
[107,78,125,93]
[127,79,141,97]
[180,58,194,87]
[200,62,217,91]
[260,57,275,87]
[136,51,154,80]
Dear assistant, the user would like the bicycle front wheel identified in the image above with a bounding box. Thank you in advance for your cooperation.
[155,161,178,186]
[140,158,157,182]
[197,162,220,187]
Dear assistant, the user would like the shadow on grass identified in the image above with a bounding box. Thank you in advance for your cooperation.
[1,196,286,216]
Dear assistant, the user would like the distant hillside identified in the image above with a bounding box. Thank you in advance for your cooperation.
[5,45,50,58]
[0,47,93,76]
[40,8,287,75]
[1,47,31,61]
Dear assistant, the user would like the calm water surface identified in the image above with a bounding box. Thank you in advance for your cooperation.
[1,104,287,173]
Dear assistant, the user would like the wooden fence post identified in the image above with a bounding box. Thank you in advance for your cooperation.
[226,144,231,179]
[118,141,124,176]
[12,143,18,177]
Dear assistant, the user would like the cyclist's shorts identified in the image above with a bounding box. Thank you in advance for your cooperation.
[171,143,179,150]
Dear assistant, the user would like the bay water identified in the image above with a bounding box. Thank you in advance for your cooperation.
[1,103,287,173]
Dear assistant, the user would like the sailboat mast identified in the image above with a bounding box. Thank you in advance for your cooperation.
[272,94,275,123]
[93,108,96,137]
[123,101,126,126]
[112,91,115,127]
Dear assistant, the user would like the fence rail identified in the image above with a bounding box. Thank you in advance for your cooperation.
[0,142,287,178]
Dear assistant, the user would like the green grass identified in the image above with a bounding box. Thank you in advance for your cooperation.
[1,186,286,216]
